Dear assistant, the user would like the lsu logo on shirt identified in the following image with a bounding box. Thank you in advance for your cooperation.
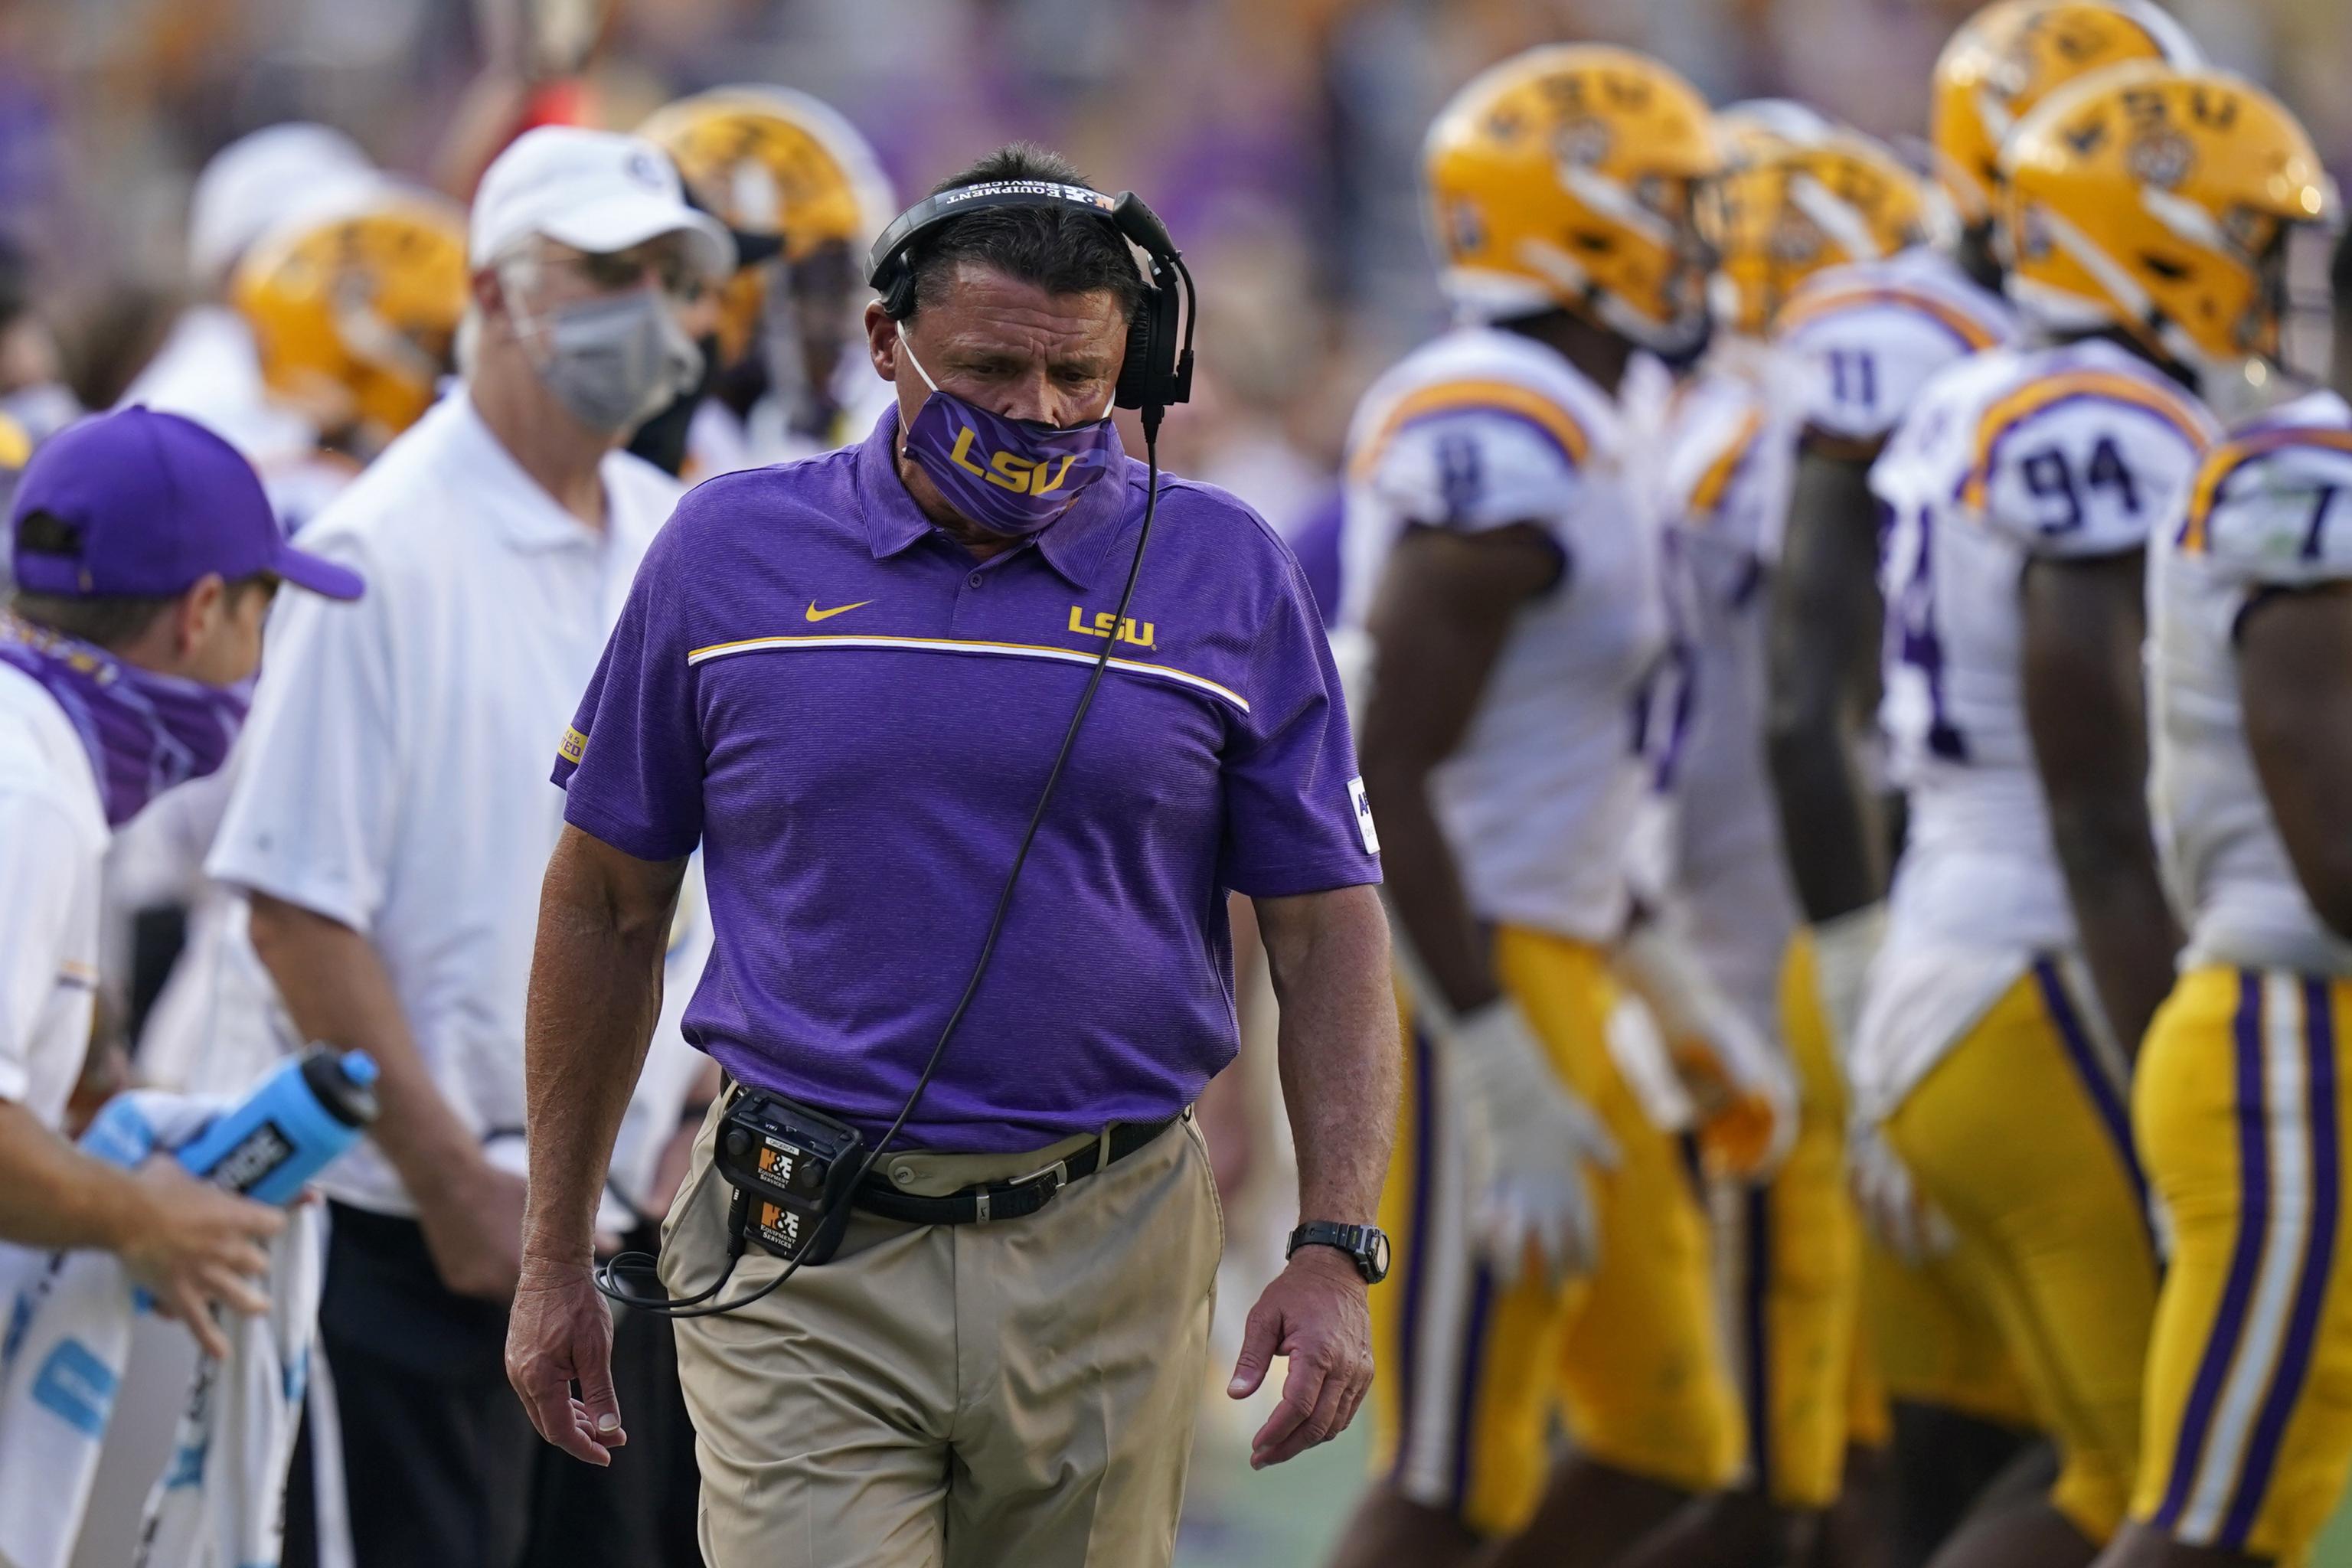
[1066,606,1157,648]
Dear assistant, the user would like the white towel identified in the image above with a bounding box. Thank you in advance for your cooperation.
[132,1203,322,1568]
[0,1092,322,1568]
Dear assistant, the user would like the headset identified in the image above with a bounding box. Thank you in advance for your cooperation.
[598,176,1196,1318]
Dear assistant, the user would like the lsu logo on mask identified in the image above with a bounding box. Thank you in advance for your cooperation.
[950,427,1083,495]
[1067,605,1157,649]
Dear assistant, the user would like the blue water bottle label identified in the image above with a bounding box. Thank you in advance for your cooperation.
[204,1120,300,1197]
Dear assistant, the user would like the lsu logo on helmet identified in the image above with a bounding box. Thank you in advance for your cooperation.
[1931,0,2203,228]
[2001,64,2332,394]
[1422,44,1720,354]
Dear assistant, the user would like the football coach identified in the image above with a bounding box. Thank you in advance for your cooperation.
[507,143,1400,1567]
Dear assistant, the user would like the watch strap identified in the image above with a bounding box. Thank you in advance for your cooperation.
[1287,1220,1387,1282]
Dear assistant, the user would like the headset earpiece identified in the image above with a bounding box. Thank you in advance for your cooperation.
[877,260,917,322]
[1115,304,1157,413]
[1113,250,1182,414]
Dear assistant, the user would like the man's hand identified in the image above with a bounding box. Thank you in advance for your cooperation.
[116,1159,286,1360]
[1227,1246,1373,1469]
[1665,1009,1797,1181]
[1449,998,1617,1289]
[507,1255,626,1465]
[413,1154,528,1301]
[1615,922,1798,1179]
[1847,1120,1955,1265]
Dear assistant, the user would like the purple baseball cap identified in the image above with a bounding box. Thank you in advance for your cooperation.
[9,407,364,601]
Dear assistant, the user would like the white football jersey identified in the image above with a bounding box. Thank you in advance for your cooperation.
[1774,247,2017,449]
[1339,325,1666,943]
[1856,339,2217,1109]
[1644,341,1808,1026]
[2151,390,2352,976]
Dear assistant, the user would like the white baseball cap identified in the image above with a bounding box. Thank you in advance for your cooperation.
[469,126,736,280]
[188,122,378,285]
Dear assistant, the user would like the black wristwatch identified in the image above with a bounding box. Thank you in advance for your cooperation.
[1287,1221,1391,1285]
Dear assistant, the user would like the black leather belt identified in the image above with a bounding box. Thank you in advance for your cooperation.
[854,1115,1181,1226]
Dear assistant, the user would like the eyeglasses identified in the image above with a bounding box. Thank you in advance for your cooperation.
[552,245,710,303]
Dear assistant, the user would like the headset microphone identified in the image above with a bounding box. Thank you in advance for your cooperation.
[598,179,1194,1318]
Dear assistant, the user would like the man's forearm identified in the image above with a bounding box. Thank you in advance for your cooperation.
[2025,556,2180,1054]
[1767,448,1891,922]
[0,1099,143,1252]
[246,893,478,1194]
[519,829,679,1265]
[1767,727,1886,922]
[2053,827,2180,1056]
[1361,767,1493,1015]
[1256,884,1399,1223]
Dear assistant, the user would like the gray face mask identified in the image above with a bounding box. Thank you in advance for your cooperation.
[515,285,704,436]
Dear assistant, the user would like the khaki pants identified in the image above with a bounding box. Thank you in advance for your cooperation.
[662,1099,1223,1568]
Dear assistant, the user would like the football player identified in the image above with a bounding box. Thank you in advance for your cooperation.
[2040,76,2337,1568]
[1851,54,2294,1568]
[1613,113,1935,1568]
[1324,46,1776,1568]
[121,123,381,468]
[632,86,896,478]
[231,190,472,524]
[1765,5,2201,1557]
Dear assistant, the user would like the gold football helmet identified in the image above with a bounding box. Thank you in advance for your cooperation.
[1423,44,1720,351]
[1714,98,1841,160]
[636,86,894,368]
[1932,0,2202,228]
[2003,63,2332,394]
[1704,128,1932,337]
[232,191,469,454]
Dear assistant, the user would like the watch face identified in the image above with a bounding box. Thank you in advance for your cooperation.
[1365,1228,1392,1284]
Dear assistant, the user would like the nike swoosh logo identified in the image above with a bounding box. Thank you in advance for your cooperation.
[804,599,874,622]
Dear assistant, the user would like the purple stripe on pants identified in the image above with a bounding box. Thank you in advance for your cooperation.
[2154,969,2272,1530]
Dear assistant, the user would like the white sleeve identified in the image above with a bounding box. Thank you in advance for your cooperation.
[205,534,400,932]
[1363,406,1586,534]
[0,791,83,1105]
[1974,398,2209,560]
[2194,436,2352,590]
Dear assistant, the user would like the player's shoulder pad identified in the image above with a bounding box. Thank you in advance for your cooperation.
[2180,392,2352,586]
[1775,251,2016,446]
[1962,346,2217,557]
[1345,327,1611,534]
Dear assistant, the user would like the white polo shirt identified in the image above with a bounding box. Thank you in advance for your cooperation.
[208,390,684,1217]
[0,663,109,1130]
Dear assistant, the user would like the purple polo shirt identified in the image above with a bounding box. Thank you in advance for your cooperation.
[556,409,1379,1152]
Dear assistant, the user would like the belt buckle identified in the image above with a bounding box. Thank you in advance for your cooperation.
[975,1158,1067,1224]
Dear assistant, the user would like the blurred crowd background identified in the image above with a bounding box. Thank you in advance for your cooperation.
[5,0,2349,556]
[7,2,2352,1563]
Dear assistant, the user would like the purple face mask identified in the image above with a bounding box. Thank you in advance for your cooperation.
[0,615,250,827]
[897,338,1121,538]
